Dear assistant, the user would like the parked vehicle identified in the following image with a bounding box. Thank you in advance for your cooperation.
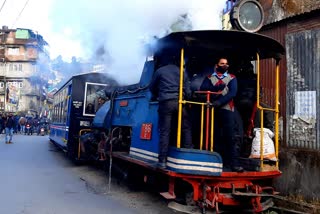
[25,124,33,135]
[39,125,46,136]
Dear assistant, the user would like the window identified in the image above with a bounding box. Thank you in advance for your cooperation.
[8,48,20,55]
[83,82,107,116]
[18,82,23,88]
[0,82,3,88]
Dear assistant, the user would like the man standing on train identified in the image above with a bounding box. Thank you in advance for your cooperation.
[149,55,193,168]
[200,57,243,172]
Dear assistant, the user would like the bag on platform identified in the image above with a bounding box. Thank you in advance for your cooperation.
[249,128,277,161]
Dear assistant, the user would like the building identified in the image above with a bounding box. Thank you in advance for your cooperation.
[0,26,49,115]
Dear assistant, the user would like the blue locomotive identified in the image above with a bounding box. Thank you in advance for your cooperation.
[68,30,284,213]
[48,0,287,211]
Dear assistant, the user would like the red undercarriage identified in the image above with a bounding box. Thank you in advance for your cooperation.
[112,152,281,213]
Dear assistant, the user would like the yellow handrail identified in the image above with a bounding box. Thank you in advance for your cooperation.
[256,52,280,170]
[275,61,280,168]
[177,48,184,148]
[256,53,266,169]
[210,107,214,152]
[200,104,204,150]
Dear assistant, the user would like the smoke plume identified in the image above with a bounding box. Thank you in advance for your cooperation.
[48,0,226,84]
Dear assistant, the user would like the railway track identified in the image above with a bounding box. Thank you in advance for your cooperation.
[168,194,320,214]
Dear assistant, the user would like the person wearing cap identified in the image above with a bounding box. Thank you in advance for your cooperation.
[5,113,15,144]
[200,57,243,172]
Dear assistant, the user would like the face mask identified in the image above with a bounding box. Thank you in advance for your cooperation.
[216,65,228,72]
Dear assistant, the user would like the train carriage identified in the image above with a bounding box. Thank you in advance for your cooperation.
[49,72,118,159]
[82,30,286,213]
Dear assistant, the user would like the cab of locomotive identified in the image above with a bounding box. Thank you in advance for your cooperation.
[89,29,283,175]
[148,30,284,174]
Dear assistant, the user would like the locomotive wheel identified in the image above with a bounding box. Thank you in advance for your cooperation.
[185,191,196,206]
[126,166,146,191]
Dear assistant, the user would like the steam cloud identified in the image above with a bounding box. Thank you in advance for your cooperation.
[48,0,226,84]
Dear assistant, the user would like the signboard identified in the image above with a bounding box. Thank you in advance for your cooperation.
[73,101,82,109]
[294,91,317,119]
[6,82,20,105]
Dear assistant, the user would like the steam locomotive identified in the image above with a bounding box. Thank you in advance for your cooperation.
[73,30,283,213]
[50,1,286,212]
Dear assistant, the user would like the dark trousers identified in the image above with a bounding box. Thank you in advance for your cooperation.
[214,109,240,167]
[158,100,193,162]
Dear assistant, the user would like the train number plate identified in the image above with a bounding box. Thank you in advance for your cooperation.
[140,123,152,140]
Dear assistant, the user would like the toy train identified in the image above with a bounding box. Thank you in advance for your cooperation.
[50,29,285,213]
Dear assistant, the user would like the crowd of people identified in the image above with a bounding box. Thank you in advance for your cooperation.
[0,113,50,144]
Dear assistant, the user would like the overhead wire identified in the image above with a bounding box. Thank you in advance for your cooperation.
[0,0,7,14]
[12,0,30,28]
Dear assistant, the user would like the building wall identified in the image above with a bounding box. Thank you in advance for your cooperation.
[259,22,288,142]
[286,29,320,150]
[263,0,320,25]
[19,94,39,112]
[0,28,48,114]
[260,10,320,201]
[0,62,37,78]
[0,30,39,62]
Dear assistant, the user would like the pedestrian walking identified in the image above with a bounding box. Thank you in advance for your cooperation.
[19,116,27,134]
[0,113,3,134]
[5,113,15,144]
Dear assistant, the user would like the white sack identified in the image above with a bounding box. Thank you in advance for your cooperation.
[249,128,277,161]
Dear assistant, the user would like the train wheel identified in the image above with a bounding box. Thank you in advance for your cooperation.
[185,191,196,206]
[126,165,146,191]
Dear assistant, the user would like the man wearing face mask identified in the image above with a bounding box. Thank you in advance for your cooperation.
[200,57,243,172]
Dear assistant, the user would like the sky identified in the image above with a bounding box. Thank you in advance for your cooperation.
[0,0,226,84]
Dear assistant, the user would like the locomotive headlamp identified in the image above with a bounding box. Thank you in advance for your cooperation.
[230,0,264,33]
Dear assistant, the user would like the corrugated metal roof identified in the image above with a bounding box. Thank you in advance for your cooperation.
[262,0,320,25]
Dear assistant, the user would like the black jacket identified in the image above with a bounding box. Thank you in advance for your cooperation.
[5,116,15,129]
[149,64,191,102]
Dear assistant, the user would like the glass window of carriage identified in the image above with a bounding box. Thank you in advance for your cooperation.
[83,82,108,116]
